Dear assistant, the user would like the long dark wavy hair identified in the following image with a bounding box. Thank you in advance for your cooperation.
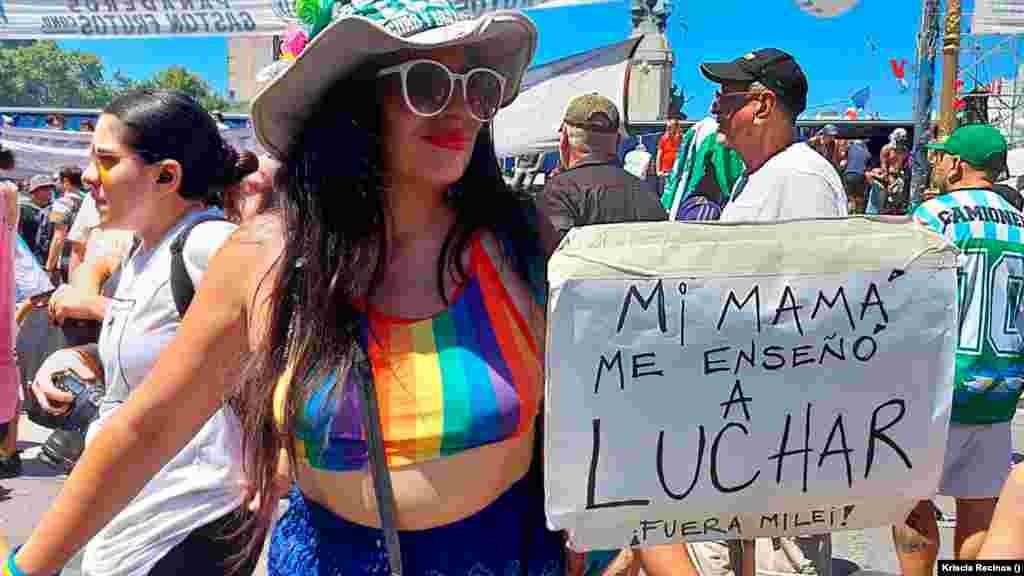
[231,57,543,566]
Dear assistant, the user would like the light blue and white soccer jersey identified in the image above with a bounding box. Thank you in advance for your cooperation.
[914,188,1024,425]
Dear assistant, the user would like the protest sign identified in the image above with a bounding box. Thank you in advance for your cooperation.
[544,218,960,551]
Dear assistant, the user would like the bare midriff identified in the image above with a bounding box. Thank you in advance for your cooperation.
[295,427,535,530]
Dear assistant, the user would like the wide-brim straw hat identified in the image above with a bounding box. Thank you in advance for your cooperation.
[252,0,538,159]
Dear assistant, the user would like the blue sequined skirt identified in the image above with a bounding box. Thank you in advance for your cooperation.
[269,475,566,576]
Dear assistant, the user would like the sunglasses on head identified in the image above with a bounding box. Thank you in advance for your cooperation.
[376,59,507,123]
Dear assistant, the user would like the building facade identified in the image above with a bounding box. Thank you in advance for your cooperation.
[227,36,277,104]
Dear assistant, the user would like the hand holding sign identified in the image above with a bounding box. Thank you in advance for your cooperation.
[544,218,959,550]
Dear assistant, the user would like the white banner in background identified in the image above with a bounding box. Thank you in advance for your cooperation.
[493,36,639,158]
[0,0,617,38]
[973,0,1024,35]
[0,126,259,177]
[544,219,959,551]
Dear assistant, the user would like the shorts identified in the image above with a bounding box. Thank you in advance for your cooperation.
[843,173,867,199]
[939,422,1012,499]
[269,474,565,576]
[147,508,258,576]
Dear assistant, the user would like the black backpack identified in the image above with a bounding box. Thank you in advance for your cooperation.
[169,213,229,317]
[17,199,47,265]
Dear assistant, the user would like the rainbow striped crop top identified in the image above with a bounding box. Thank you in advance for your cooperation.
[274,232,545,471]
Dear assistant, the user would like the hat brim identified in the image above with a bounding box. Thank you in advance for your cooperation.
[252,11,538,159]
[926,142,949,152]
[698,61,755,85]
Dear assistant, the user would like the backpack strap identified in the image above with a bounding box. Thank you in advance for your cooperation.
[169,214,228,318]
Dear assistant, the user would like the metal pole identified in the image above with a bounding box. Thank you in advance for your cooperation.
[819,533,833,576]
[939,0,963,137]
[910,0,942,208]
[1013,36,1020,149]
[1010,38,1015,150]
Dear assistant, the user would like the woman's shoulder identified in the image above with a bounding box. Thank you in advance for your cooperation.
[217,210,285,254]
[234,210,284,242]
[210,210,287,288]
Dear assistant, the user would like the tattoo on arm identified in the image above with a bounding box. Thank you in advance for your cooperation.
[895,542,930,554]
[892,521,935,555]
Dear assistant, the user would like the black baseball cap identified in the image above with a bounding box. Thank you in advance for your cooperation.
[700,48,808,117]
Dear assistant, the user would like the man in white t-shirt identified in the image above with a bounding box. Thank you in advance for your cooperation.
[702,48,846,223]
[65,191,100,276]
[670,48,845,576]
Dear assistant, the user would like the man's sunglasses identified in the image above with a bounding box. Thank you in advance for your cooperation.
[712,90,765,116]
[377,59,507,123]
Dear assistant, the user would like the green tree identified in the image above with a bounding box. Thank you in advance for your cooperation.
[141,65,233,113]
[0,41,112,107]
[0,42,233,113]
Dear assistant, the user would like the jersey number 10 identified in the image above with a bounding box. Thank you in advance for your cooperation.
[958,249,1024,357]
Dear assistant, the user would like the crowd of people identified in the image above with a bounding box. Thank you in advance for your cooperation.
[0,1,1018,576]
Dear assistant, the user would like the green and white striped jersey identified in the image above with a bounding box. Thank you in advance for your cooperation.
[914,189,1024,425]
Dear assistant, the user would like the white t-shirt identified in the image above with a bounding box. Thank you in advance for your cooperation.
[83,208,239,576]
[720,142,848,222]
[49,191,84,224]
[83,228,135,264]
[624,147,652,179]
[67,193,100,244]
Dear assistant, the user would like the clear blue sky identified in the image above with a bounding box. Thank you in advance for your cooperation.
[54,0,1012,119]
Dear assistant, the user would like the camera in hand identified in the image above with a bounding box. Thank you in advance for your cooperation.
[54,369,85,396]
[22,348,104,433]
[26,361,105,475]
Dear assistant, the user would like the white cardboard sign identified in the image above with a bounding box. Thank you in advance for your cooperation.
[544,219,959,551]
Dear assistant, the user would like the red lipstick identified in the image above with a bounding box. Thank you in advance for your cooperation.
[426,132,468,151]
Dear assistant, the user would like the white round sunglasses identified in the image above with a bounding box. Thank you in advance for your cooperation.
[376,59,507,123]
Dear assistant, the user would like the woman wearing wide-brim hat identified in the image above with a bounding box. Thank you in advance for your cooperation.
[5,0,569,575]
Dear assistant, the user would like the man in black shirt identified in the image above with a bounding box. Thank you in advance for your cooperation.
[18,175,56,266]
[539,92,694,576]
[540,93,666,240]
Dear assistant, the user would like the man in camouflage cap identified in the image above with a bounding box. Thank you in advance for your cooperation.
[562,92,622,133]
[540,93,683,575]
[540,93,665,241]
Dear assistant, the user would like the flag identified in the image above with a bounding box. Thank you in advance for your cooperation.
[850,86,871,109]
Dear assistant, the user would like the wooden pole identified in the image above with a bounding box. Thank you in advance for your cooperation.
[938,0,963,138]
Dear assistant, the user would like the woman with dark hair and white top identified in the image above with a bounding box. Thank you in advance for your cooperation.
[24,89,258,575]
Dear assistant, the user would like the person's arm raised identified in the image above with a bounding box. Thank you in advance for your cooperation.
[12,218,282,576]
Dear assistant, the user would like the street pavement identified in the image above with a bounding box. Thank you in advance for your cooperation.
[0,415,274,576]
[3,409,1023,576]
